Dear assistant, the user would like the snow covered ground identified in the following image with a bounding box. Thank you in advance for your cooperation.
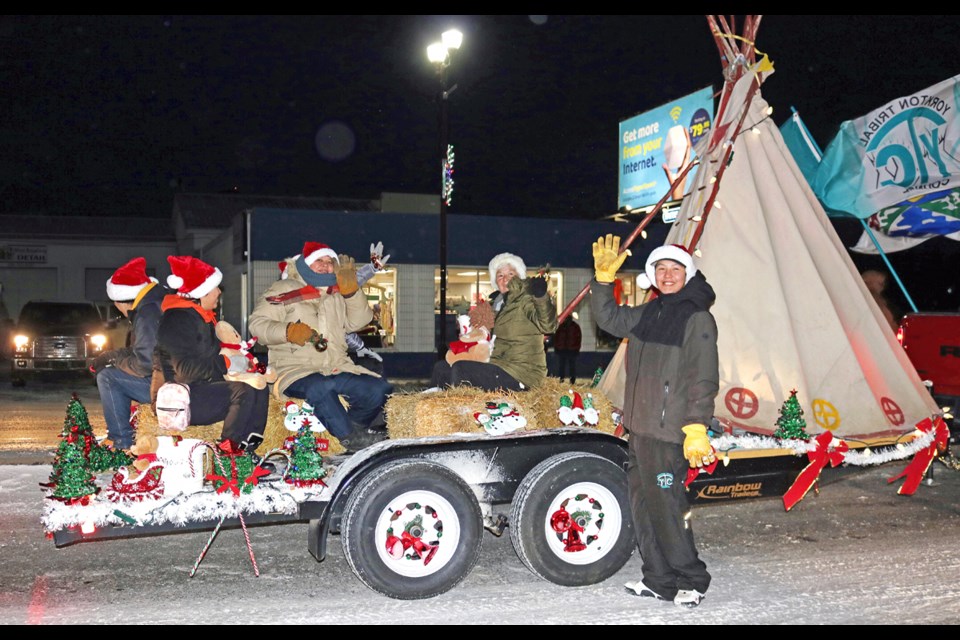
[3,462,959,624]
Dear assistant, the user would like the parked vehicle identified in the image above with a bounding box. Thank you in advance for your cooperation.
[898,311,960,438]
[9,300,114,386]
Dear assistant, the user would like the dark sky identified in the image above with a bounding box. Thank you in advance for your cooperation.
[3,14,956,222]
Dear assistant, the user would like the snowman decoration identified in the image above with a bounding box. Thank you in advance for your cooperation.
[283,401,327,433]
[474,401,527,435]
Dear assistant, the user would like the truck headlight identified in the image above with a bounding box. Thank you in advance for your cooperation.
[90,334,107,350]
[13,334,29,351]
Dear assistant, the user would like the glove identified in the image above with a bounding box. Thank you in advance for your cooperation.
[526,275,548,298]
[370,241,391,271]
[681,423,716,468]
[335,256,359,297]
[592,234,631,283]
[89,352,115,376]
[286,321,318,346]
[357,346,383,362]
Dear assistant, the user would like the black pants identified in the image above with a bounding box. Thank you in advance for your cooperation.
[188,381,270,451]
[430,360,524,391]
[628,434,711,599]
[555,350,578,384]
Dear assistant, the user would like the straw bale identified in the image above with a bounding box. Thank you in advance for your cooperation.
[134,397,346,456]
[385,379,620,439]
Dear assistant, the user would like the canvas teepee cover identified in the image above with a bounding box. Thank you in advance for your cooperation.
[601,17,939,443]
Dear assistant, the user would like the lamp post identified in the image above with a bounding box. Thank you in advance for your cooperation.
[427,28,462,356]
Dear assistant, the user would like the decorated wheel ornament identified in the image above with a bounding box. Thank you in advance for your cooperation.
[550,494,604,553]
[383,502,443,566]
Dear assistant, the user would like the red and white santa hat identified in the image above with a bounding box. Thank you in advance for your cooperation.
[488,252,527,289]
[106,257,158,301]
[636,244,697,290]
[166,255,223,299]
[301,242,339,267]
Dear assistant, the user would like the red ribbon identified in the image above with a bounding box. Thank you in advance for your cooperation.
[205,441,246,496]
[887,416,949,496]
[684,454,719,488]
[783,431,848,511]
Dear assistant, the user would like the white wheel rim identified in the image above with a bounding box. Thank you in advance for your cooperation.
[374,489,462,578]
[543,481,623,565]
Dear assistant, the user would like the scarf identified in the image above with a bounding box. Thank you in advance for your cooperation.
[629,272,715,347]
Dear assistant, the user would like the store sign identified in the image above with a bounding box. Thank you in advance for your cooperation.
[0,245,47,264]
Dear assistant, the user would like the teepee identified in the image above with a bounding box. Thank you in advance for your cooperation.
[596,15,939,444]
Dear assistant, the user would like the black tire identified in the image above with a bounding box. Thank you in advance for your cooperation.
[510,452,634,586]
[340,460,483,600]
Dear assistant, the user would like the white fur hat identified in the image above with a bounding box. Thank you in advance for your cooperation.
[636,244,696,290]
[488,253,527,289]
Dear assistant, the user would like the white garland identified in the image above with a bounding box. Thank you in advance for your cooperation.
[42,481,327,533]
[710,429,936,467]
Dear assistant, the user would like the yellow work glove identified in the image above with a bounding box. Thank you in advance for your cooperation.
[334,255,359,297]
[681,424,716,468]
[592,234,631,283]
[286,321,318,347]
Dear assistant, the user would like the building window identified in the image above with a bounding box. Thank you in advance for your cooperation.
[362,267,396,348]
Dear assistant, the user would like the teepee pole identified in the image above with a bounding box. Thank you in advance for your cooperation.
[556,160,699,324]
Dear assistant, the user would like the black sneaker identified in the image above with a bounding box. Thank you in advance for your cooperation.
[339,428,388,453]
[249,453,279,478]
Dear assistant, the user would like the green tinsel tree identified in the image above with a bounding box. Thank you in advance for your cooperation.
[773,389,809,440]
[285,425,327,487]
[44,395,131,502]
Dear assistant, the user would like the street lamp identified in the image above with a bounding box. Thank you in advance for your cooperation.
[427,28,462,356]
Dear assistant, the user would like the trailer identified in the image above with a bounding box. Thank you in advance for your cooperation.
[48,427,806,600]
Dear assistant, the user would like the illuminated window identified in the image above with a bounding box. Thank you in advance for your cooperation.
[361,268,397,348]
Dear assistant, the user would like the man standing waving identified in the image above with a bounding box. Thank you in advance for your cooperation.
[589,235,718,608]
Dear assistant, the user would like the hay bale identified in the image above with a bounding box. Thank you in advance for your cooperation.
[385,380,619,439]
[134,397,346,456]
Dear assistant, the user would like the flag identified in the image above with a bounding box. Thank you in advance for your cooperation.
[813,75,960,219]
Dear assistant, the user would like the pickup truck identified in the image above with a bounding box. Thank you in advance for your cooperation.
[897,311,960,439]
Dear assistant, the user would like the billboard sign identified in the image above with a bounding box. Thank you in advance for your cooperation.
[618,85,714,212]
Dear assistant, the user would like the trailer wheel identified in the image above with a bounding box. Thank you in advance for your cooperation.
[341,460,483,600]
[510,452,633,586]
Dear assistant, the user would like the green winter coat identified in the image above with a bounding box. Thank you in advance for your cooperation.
[489,276,558,389]
[248,258,378,401]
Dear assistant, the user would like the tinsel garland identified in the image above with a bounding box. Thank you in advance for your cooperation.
[709,428,936,466]
[42,482,327,533]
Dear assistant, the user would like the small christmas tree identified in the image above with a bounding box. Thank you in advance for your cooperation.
[773,389,809,440]
[284,424,328,487]
[590,367,604,388]
[44,394,131,503]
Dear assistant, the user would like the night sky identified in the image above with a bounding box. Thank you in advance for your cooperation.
[2,15,958,307]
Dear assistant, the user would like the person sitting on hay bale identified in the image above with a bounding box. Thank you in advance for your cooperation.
[249,241,392,453]
[152,255,270,455]
[430,252,557,392]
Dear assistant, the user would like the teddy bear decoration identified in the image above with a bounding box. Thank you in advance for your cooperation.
[445,300,496,365]
[216,320,278,390]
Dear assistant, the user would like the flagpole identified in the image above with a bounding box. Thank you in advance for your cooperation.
[859,220,918,312]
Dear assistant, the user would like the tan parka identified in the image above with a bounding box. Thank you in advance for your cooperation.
[248,257,378,401]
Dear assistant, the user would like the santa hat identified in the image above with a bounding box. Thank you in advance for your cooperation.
[636,244,697,290]
[166,255,222,299]
[301,242,339,267]
[106,257,158,301]
[488,252,527,289]
[278,261,289,280]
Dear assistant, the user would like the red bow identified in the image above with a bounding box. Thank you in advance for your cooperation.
[685,455,719,488]
[783,431,848,511]
[887,416,949,496]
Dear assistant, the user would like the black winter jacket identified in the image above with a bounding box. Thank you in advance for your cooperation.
[153,296,227,386]
[590,272,719,444]
[111,282,166,378]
